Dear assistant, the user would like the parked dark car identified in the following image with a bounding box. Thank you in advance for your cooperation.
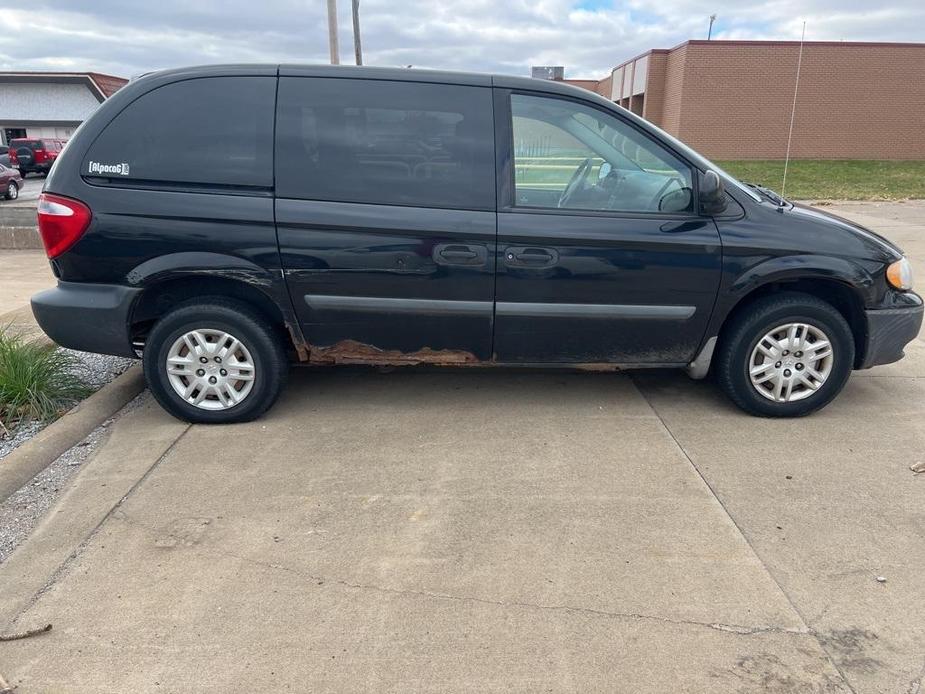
[31,65,922,423]
[9,138,66,177]
[0,163,22,200]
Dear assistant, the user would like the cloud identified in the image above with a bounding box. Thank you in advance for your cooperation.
[0,0,921,79]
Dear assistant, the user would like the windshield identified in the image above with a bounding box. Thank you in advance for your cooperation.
[637,121,762,203]
[13,140,45,151]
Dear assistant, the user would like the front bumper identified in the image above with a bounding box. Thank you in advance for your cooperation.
[31,282,141,358]
[859,297,924,369]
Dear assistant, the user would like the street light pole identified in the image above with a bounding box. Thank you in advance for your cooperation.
[707,14,717,40]
[352,0,363,65]
[327,0,340,65]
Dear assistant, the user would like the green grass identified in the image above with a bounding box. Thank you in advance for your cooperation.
[0,329,91,431]
[715,160,925,201]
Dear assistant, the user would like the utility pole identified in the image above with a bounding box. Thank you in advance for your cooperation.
[352,0,363,65]
[707,14,717,40]
[327,0,340,65]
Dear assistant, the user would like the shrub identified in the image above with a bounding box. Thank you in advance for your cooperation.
[0,329,91,430]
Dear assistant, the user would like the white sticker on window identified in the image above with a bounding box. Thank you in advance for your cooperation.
[88,160,130,176]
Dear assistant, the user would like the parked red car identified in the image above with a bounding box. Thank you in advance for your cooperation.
[8,138,66,177]
[0,163,23,200]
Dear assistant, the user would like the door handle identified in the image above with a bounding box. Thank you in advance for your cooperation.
[504,246,559,268]
[432,243,487,267]
[514,249,553,263]
[439,245,478,261]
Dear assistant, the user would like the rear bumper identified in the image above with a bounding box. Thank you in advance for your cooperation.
[859,299,924,369]
[17,162,51,174]
[31,282,141,358]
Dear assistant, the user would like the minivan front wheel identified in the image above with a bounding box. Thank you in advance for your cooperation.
[715,293,854,417]
[143,299,288,423]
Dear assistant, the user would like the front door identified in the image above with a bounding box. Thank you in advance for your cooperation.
[493,90,722,364]
[274,75,497,363]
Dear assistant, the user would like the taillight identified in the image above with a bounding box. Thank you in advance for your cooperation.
[36,193,92,259]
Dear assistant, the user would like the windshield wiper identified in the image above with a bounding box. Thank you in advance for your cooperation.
[744,182,789,207]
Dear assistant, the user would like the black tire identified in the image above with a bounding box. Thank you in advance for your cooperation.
[715,292,855,417]
[4,181,17,200]
[143,298,289,424]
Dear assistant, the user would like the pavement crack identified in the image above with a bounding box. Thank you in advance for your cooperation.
[632,378,859,694]
[233,552,810,637]
[5,423,191,631]
[115,512,810,640]
[908,656,925,694]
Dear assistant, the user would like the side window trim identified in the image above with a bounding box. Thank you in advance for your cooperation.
[498,88,704,219]
[492,87,515,215]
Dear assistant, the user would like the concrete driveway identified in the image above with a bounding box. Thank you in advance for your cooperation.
[1,202,923,693]
[0,250,51,318]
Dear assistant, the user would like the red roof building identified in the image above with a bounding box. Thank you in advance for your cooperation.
[0,71,128,146]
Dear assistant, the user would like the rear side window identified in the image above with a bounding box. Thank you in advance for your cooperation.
[83,76,275,188]
[276,78,495,210]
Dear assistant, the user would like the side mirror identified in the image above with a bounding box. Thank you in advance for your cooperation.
[700,170,727,215]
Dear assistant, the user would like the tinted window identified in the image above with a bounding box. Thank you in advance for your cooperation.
[511,94,693,214]
[83,76,275,187]
[15,141,44,151]
[276,78,495,210]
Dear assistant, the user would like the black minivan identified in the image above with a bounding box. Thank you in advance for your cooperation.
[31,64,922,423]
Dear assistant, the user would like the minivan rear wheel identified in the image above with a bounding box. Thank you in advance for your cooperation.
[715,292,854,417]
[143,299,288,423]
[5,182,17,200]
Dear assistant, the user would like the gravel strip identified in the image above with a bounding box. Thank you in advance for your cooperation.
[65,348,136,389]
[0,421,42,458]
[0,349,136,461]
[0,391,148,564]
[0,347,140,561]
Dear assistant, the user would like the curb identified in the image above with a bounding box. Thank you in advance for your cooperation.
[0,227,42,250]
[0,364,146,505]
[0,205,41,250]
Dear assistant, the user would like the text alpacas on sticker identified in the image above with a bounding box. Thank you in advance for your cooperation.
[88,160,130,176]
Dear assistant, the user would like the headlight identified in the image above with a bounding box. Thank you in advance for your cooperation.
[886,257,914,291]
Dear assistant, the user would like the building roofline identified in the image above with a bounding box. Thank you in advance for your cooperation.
[677,39,925,49]
[609,48,669,74]
[602,39,925,79]
[0,71,128,100]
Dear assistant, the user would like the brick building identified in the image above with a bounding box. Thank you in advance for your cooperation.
[563,41,925,160]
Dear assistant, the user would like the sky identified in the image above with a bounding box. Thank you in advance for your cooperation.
[0,0,922,79]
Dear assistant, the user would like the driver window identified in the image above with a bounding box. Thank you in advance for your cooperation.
[511,93,693,214]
